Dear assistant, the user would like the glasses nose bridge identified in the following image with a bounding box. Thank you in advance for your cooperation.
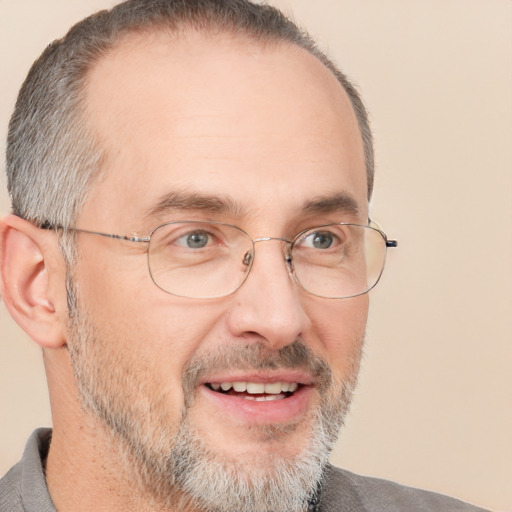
[253,236,292,254]
[250,236,294,267]
[252,236,292,245]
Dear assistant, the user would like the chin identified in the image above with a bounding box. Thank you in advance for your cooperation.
[162,412,333,512]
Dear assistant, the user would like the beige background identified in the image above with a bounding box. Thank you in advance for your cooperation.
[1,1,511,510]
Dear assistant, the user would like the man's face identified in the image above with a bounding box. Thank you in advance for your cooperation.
[68,30,369,510]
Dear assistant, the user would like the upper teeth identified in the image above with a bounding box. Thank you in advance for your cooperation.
[210,381,299,394]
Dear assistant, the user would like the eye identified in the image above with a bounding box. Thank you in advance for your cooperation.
[300,230,339,250]
[175,231,212,249]
[312,232,334,249]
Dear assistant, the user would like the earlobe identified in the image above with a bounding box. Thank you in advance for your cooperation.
[0,214,67,348]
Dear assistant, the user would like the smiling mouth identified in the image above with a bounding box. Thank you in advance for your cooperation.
[205,381,301,401]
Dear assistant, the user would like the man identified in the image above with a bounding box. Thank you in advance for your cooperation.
[0,1,489,511]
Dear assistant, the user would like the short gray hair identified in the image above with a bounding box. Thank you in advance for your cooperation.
[6,0,374,229]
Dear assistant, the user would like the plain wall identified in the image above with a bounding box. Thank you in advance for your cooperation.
[1,1,511,510]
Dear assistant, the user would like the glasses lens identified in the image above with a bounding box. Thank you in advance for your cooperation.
[291,224,387,298]
[148,221,253,298]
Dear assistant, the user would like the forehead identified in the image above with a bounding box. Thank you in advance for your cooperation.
[81,29,367,229]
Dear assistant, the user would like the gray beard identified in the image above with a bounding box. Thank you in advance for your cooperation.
[166,387,354,512]
[66,276,360,512]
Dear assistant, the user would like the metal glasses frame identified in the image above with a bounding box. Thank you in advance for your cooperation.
[41,220,398,299]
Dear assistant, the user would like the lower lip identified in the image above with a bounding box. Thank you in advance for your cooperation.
[199,385,313,425]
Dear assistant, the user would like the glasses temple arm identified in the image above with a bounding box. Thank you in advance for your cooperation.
[38,223,149,243]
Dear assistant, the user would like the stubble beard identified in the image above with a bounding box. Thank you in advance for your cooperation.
[65,277,362,512]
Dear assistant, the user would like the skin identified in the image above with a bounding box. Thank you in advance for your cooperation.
[0,29,369,511]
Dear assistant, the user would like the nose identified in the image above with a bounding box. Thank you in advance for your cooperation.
[226,239,311,350]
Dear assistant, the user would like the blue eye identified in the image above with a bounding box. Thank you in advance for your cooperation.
[301,231,338,249]
[311,232,334,249]
[176,231,210,249]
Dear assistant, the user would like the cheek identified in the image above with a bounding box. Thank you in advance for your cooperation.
[74,255,229,401]
[307,295,368,378]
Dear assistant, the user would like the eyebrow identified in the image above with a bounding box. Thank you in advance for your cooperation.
[301,192,360,217]
[144,189,361,223]
[145,190,246,219]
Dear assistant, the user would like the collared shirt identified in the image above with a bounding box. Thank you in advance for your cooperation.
[0,429,55,512]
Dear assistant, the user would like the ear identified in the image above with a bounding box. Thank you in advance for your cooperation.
[0,214,67,348]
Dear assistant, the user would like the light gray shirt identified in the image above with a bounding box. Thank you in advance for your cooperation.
[0,429,490,512]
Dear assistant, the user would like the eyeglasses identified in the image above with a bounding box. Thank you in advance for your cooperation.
[45,221,397,299]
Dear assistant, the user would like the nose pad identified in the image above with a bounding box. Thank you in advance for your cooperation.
[242,250,252,268]
[242,243,295,279]
[284,251,297,284]
[285,251,294,272]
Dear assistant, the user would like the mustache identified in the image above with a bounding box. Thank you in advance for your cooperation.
[182,340,333,403]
